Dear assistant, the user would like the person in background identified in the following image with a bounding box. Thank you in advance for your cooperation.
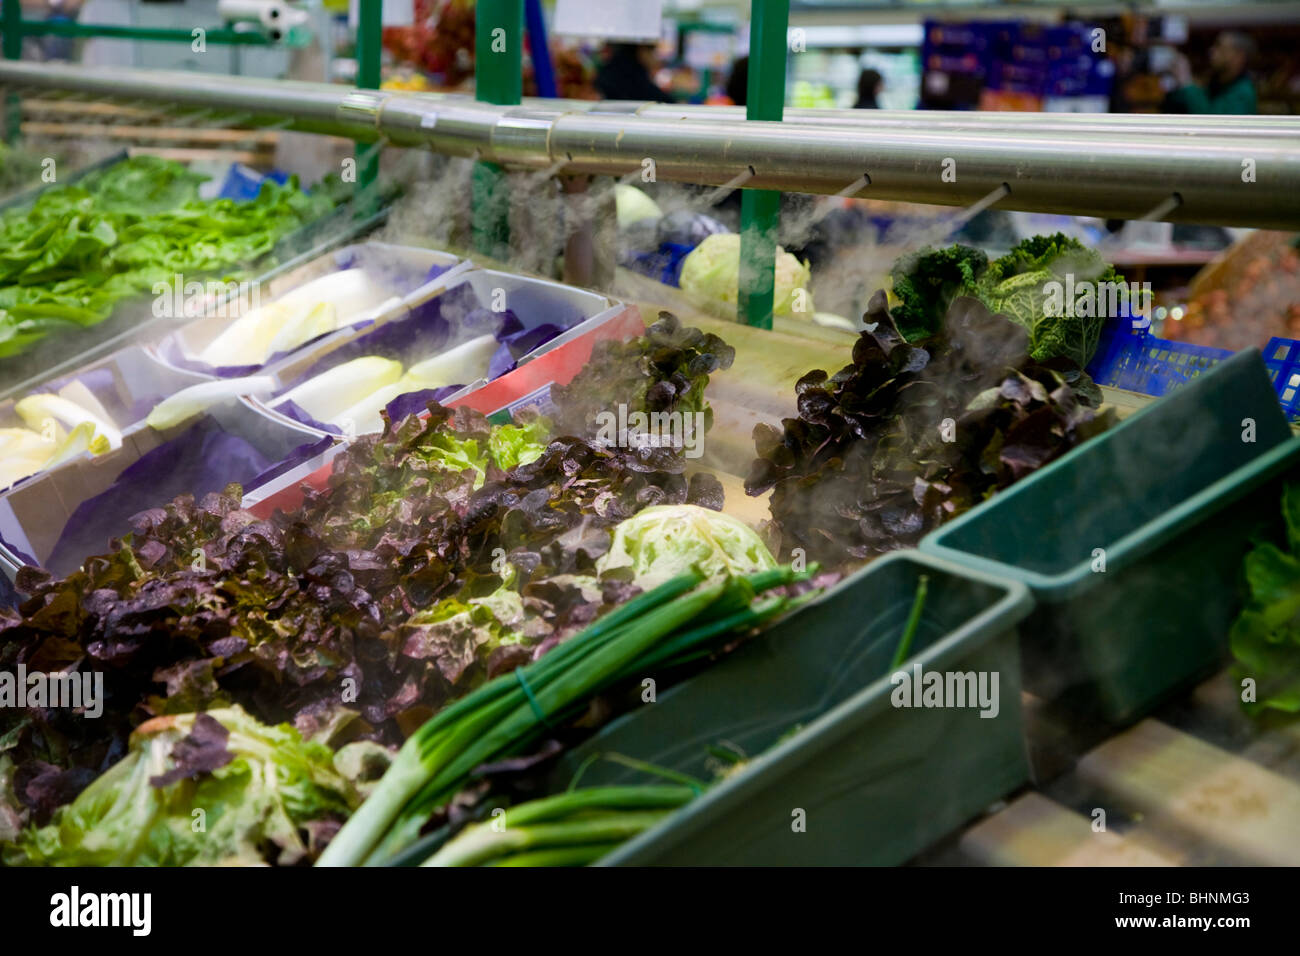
[1167,31,1257,114]
[724,56,748,108]
[854,68,883,109]
[594,43,674,103]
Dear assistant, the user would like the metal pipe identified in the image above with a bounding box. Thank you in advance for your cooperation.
[0,60,377,139]
[546,112,1300,227]
[366,97,1300,228]
[412,93,1300,139]
[2,61,1298,228]
[635,102,1300,140]
[5,61,1298,140]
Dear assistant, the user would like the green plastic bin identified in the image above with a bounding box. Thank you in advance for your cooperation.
[539,550,1034,866]
[922,348,1295,725]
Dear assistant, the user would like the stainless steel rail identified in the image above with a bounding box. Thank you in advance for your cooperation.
[3,60,1298,227]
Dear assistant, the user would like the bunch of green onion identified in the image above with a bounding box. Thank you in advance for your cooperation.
[317,565,809,867]
[421,784,698,867]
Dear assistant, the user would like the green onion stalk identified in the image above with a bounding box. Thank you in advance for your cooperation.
[317,565,810,867]
[422,785,697,867]
[890,574,929,670]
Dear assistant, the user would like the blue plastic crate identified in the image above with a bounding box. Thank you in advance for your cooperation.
[1262,338,1300,416]
[1129,337,1233,397]
[624,241,694,287]
[1088,322,1300,419]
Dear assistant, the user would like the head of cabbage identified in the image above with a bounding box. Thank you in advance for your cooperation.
[615,184,663,229]
[595,504,778,588]
[678,233,814,321]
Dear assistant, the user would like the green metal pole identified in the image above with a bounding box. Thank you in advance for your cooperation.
[17,22,273,44]
[2,0,21,145]
[738,0,789,330]
[355,0,382,216]
[472,0,521,259]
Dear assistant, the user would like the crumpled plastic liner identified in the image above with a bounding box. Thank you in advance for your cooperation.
[275,398,344,435]
[382,385,467,425]
[490,318,566,380]
[157,261,454,378]
[35,418,331,578]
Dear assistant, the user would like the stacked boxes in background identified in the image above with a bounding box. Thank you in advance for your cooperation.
[922,20,1113,112]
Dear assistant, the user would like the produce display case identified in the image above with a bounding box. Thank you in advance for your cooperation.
[0,343,207,441]
[0,52,1298,886]
[245,301,647,517]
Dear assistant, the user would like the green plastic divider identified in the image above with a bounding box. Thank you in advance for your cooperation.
[539,549,1033,866]
[922,348,1293,725]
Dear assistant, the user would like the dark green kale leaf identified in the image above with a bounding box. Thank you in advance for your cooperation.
[888,243,989,341]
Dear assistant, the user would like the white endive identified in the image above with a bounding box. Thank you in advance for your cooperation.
[146,376,277,430]
[198,269,391,367]
[278,356,404,423]
[15,393,122,451]
[402,334,499,390]
[328,382,409,436]
[57,379,115,424]
[0,422,110,491]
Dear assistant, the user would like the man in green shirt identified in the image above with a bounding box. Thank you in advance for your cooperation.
[1169,31,1258,115]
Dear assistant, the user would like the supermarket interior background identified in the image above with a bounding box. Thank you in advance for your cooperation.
[1,0,1300,881]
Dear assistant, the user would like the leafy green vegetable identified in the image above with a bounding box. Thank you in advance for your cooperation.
[888,235,1126,368]
[76,154,209,215]
[889,244,989,341]
[0,157,335,358]
[0,323,732,833]
[4,706,359,866]
[489,418,549,472]
[401,572,532,687]
[0,397,711,827]
[972,233,1123,368]
[678,233,815,320]
[596,504,778,588]
[1230,482,1300,715]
